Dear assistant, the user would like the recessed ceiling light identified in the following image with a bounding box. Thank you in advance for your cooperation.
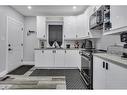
[73,6,77,10]
[27,6,32,10]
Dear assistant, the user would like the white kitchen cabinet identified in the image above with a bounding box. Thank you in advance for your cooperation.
[104,6,127,35]
[75,50,81,70]
[65,50,80,68]
[54,50,65,67]
[84,6,102,38]
[110,6,127,30]
[63,16,77,40]
[35,50,54,67]
[93,56,127,89]
[93,56,106,89]
[84,8,91,38]
[36,16,46,39]
[76,14,86,38]
[106,61,127,89]
[35,49,81,68]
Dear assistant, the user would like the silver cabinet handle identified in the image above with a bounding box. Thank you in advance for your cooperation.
[103,61,105,68]
[106,63,108,70]
[8,48,13,51]
[42,50,44,53]
[52,50,56,53]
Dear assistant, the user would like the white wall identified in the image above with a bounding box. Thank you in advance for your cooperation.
[0,6,24,75]
[23,16,38,64]
[95,34,125,50]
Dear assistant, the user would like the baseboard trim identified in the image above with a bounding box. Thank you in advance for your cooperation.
[22,61,35,65]
[0,70,7,77]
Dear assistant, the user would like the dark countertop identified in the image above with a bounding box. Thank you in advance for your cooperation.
[34,48,86,50]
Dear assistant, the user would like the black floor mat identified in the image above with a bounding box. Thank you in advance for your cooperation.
[7,65,34,75]
[30,69,86,89]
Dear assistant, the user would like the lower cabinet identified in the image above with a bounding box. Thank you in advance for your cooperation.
[93,56,106,89]
[35,50,54,67]
[64,50,81,68]
[35,49,81,68]
[54,50,65,67]
[93,56,127,89]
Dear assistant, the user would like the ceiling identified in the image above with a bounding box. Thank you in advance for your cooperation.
[11,5,89,16]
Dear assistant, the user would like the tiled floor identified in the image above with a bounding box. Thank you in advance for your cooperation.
[0,65,86,89]
[30,68,86,89]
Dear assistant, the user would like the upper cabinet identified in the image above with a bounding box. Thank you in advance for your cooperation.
[63,16,77,40]
[63,12,91,40]
[76,13,88,39]
[85,6,102,38]
[110,6,127,30]
[104,6,127,35]
[36,16,46,39]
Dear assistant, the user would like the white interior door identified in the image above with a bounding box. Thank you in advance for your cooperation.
[7,17,23,72]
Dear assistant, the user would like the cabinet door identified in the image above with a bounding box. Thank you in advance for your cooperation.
[106,62,127,89]
[93,56,106,89]
[35,50,54,67]
[65,50,79,68]
[75,50,81,70]
[84,7,91,37]
[54,50,65,67]
[84,10,90,37]
[110,6,127,30]
[76,14,86,38]
[63,16,76,39]
[37,16,46,39]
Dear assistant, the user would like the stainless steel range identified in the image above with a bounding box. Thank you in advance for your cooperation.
[79,49,106,89]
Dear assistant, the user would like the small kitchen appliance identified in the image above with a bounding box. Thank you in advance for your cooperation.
[66,44,70,49]
[81,40,93,49]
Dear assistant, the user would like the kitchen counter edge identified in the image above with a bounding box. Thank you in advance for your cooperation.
[93,53,127,69]
[34,48,86,50]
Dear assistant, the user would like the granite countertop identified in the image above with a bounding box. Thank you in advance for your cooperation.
[93,53,127,68]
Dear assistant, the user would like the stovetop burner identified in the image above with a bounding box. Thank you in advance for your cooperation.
[81,49,107,53]
[80,49,107,57]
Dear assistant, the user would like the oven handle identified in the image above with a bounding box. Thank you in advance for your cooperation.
[80,73,89,86]
[81,55,90,61]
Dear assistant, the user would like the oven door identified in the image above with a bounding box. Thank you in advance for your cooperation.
[81,55,92,89]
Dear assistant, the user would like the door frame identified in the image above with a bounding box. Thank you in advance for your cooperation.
[6,16,24,72]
